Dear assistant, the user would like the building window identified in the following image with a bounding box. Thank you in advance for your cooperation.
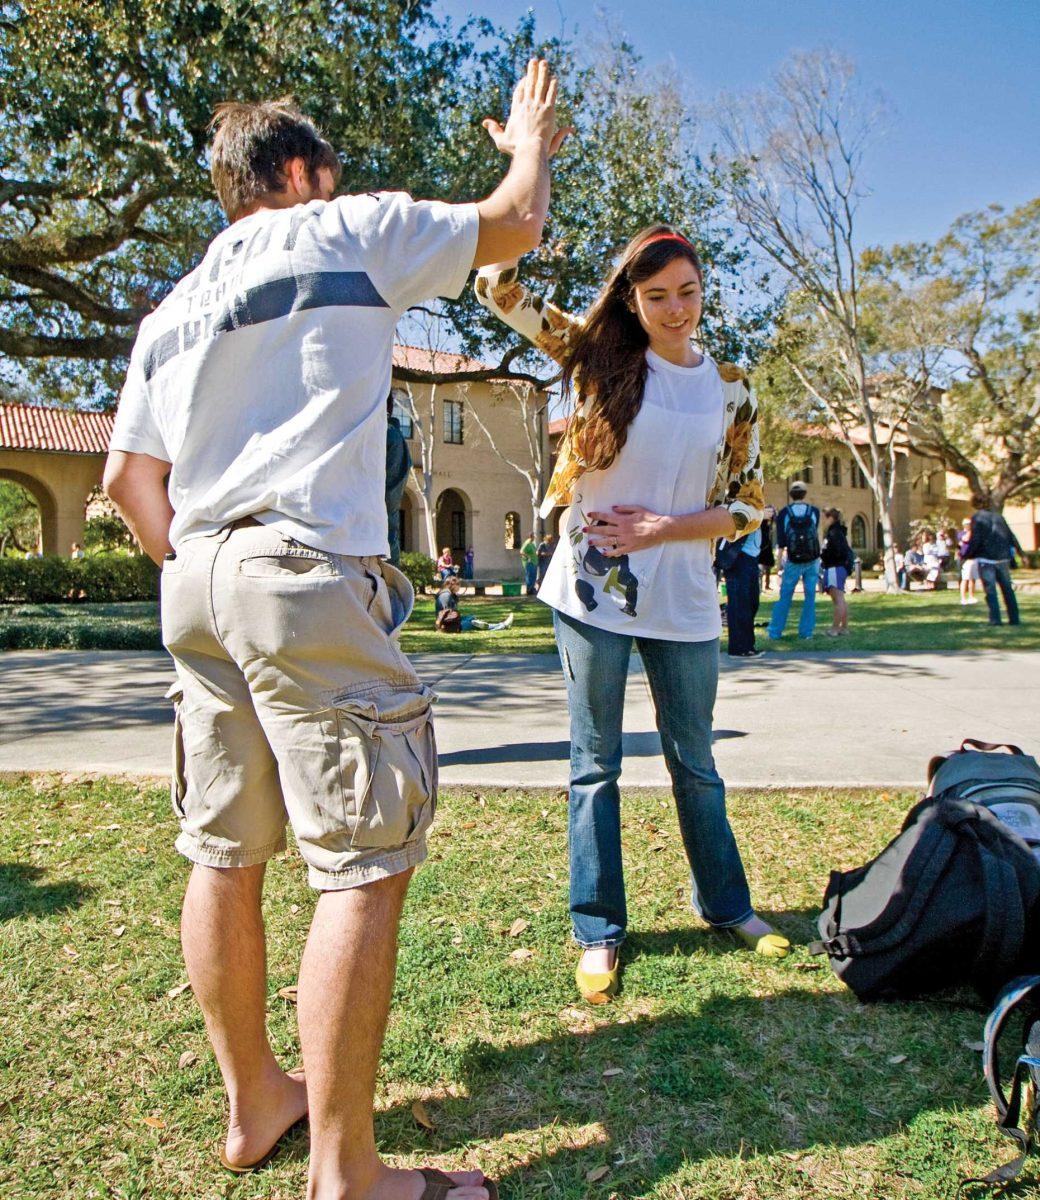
[392,393,413,439]
[802,462,813,484]
[443,398,463,444]
[851,514,868,550]
[832,456,841,488]
[823,458,830,486]
[504,512,520,550]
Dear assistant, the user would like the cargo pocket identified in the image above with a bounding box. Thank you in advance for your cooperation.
[333,687,437,850]
[165,680,187,820]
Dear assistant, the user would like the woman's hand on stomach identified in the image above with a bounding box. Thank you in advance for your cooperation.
[584,506,673,556]
[585,504,737,556]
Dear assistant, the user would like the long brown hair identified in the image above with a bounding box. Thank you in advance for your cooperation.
[561,223,703,471]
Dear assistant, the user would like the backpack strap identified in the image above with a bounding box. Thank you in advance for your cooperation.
[972,828,1026,983]
[961,738,1024,756]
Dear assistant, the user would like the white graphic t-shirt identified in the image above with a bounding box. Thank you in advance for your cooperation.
[539,348,726,641]
[110,192,478,554]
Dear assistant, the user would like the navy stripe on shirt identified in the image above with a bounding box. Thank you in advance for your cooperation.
[143,270,389,381]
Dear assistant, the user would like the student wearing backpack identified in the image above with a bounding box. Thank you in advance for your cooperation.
[820,507,854,637]
[766,481,821,641]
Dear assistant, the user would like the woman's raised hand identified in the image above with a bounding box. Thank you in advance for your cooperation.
[482,58,573,159]
[584,506,674,556]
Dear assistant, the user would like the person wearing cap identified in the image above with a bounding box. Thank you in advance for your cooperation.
[474,221,789,1008]
[766,481,821,641]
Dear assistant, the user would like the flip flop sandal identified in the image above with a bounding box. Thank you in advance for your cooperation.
[418,1167,500,1200]
[218,1115,308,1174]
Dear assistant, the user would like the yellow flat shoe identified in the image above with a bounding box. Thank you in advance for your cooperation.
[727,925,791,959]
[575,962,619,1005]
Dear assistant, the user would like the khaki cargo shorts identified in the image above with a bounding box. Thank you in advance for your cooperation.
[160,520,436,889]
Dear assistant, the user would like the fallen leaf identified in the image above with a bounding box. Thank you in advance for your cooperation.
[460,820,477,830]
[887,1054,907,1065]
[143,1116,165,1129]
[167,982,191,999]
[586,1165,610,1183]
[792,962,822,971]
[411,1099,436,1130]
[602,1067,623,1078]
[508,918,530,938]
[62,944,79,960]
[277,986,299,1004]
[290,904,300,915]
[177,1051,198,1070]
[963,1040,985,1053]
[541,809,549,818]
[509,948,534,960]
[451,935,463,946]
[431,915,447,926]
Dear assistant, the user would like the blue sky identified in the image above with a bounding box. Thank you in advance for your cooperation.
[435,0,1040,249]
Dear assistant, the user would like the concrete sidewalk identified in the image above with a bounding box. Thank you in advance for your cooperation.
[1,648,1036,788]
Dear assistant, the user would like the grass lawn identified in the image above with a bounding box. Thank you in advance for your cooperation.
[3,587,1039,655]
[0,776,1019,1199]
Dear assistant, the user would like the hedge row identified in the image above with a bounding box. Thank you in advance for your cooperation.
[0,555,160,604]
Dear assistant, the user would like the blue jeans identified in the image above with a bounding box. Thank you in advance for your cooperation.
[767,558,820,639]
[553,610,754,948]
[979,560,1020,625]
[524,562,538,593]
[722,552,760,654]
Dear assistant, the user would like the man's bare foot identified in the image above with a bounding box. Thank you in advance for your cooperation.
[359,1166,492,1200]
[224,1065,308,1169]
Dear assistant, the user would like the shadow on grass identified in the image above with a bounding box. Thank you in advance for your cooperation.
[375,986,1003,1197]
[0,861,93,921]
[626,906,819,961]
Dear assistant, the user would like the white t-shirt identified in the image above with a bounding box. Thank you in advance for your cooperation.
[539,348,726,641]
[110,192,479,554]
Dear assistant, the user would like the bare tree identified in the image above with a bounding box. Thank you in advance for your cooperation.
[715,50,908,588]
[463,381,551,539]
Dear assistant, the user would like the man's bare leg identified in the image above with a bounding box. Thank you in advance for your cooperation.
[299,869,489,1200]
[181,863,308,1167]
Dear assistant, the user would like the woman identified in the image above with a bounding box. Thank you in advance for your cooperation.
[820,508,853,636]
[475,225,789,1004]
[957,519,978,605]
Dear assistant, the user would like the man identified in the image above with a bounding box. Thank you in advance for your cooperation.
[385,391,411,566]
[103,61,567,1200]
[718,526,763,657]
[520,533,538,594]
[435,575,514,632]
[964,501,1024,626]
[766,481,821,641]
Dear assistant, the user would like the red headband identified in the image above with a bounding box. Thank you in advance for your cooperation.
[639,232,694,252]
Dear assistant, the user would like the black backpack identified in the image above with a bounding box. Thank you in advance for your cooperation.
[810,742,1040,1003]
[784,506,819,563]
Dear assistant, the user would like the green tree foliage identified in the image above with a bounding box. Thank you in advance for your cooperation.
[861,198,1040,511]
[0,3,766,404]
[0,479,39,554]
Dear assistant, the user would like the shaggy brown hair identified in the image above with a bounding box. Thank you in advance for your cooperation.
[209,99,341,221]
[561,224,703,471]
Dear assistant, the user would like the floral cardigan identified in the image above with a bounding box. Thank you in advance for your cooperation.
[474,266,764,533]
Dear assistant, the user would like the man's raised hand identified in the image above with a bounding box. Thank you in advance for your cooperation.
[482,58,573,159]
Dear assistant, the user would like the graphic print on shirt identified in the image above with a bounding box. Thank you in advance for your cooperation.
[566,496,639,618]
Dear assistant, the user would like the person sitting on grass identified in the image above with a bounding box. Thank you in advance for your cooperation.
[435,576,514,633]
[820,507,853,637]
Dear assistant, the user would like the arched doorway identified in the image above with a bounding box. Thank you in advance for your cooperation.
[398,490,415,555]
[435,487,469,561]
[0,469,56,555]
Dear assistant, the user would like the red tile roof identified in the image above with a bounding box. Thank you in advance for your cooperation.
[392,344,489,374]
[0,403,114,455]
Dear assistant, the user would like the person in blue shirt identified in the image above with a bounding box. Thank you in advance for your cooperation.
[766,481,821,641]
[718,527,763,657]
